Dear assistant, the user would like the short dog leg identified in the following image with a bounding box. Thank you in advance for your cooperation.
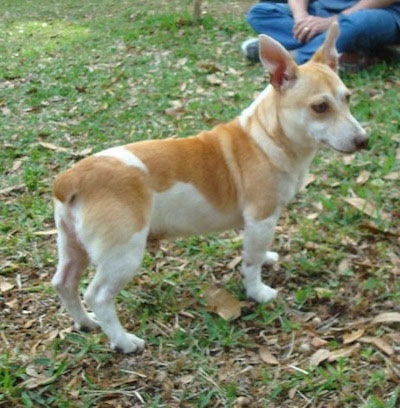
[84,230,147,354]
[242,214,279,303]
[52,227,99,331]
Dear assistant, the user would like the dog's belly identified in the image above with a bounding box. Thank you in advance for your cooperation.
[149,182,243,238]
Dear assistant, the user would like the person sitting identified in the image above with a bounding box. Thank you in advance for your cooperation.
[241,0,400,68]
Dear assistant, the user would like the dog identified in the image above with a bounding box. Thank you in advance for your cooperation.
[52,24,368,353]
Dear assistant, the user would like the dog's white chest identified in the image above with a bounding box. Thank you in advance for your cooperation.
[149,182,242,238]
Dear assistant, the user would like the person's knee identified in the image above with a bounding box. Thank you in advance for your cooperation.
[337,12,392,51]
[246,3,281,27]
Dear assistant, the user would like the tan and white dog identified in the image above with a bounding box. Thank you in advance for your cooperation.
[52,24,367,353]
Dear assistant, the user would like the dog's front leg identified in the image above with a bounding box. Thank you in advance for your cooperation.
[242,213,279,303]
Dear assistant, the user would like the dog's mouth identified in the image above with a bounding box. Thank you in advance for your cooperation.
[322,137,369,154]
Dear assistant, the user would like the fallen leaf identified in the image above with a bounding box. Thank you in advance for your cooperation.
[359,336,394,356]
[343,197,391,220]
[203,286,242,321]
[227,256,242,270]
[165,105,185,116]
[386,332,400,344]
[328,344,359,362]
[310,336,328,348]
[5,298,18,309]
[206,74,223,86]
[356,170,370,185]
[18,374,59,390]
[259,346,279,365]
[309,349,330,366]
[314,287,333,298]
[383,171,400,181]
[337,258,351,275]
[0,279,14,293]
[33,229,58,236]
[302,173,316,189]
[343,328,365,344]
[372,312,400,324]
[197,61,223,73]
[75,147,93,157]
[343,155,354,165]
[38,141,70,153]
[10,159,23,173]
[0,183,26,195]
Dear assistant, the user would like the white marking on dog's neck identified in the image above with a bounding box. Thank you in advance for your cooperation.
[239,86,294,171]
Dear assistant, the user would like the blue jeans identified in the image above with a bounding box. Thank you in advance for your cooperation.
[247,2,400,64]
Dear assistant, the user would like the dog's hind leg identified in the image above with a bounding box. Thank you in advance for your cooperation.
[83,228,148,354]
[241,213,279,303]
[52,205,99,332]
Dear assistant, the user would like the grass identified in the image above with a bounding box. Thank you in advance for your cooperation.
[1,0,400,406]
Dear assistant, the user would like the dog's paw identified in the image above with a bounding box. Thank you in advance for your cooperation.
[111,333,145,354]
[247,284,278,304]
[263,251,279,266]
[74,313,100,332]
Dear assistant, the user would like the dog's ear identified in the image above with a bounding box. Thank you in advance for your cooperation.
[259,34,298,91]
[312,23,340,72]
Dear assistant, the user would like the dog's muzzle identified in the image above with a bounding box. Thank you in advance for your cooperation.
[354,133,369,150]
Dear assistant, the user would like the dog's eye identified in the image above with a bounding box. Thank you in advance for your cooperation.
[312,102,328,114]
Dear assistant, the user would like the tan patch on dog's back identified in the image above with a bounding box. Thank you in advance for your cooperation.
[125,122,241,213]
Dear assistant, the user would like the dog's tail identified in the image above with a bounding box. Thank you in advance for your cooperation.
[53,167,80,205]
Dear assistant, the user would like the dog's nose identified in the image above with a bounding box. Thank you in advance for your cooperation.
[355,134,369,150]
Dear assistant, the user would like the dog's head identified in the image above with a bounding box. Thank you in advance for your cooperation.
[258,23,368,154]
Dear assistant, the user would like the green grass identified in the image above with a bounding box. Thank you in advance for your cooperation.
[1,1,400,406]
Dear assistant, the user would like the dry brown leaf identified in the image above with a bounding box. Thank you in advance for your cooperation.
[386,332,400,344]
[302,173,316,189]
[343,328,365,344]
[328,344,359,362]
[5,298,18,309]
[311,336,328,348]
[359,336,394,356]
[383,171,400,181]
[259,346,279,365]
[337,258,351,274]
[165,105,185,116]
[11,159,23,173]
[206,74,223,86]
[227,256,242,270]
[197,61,223,73]
[356,170,370,185]
[309,349,330,366]
[372,312,400,324]
[343,197,391,220]
[38,141,70,153]
[33,229,58,236]
[343,155,355,165]
[18,374,59,390]
[203,286,242,321]
[75,147,93,157]
[0,278,14,293]
[0,183,26,195]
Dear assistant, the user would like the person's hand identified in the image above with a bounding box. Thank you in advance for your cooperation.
[293,15,337,43]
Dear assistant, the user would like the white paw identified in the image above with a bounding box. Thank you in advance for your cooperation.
[74,313,100,332]
[111,333,145,354]
[247,283,278,303]
[263,251,279,266]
